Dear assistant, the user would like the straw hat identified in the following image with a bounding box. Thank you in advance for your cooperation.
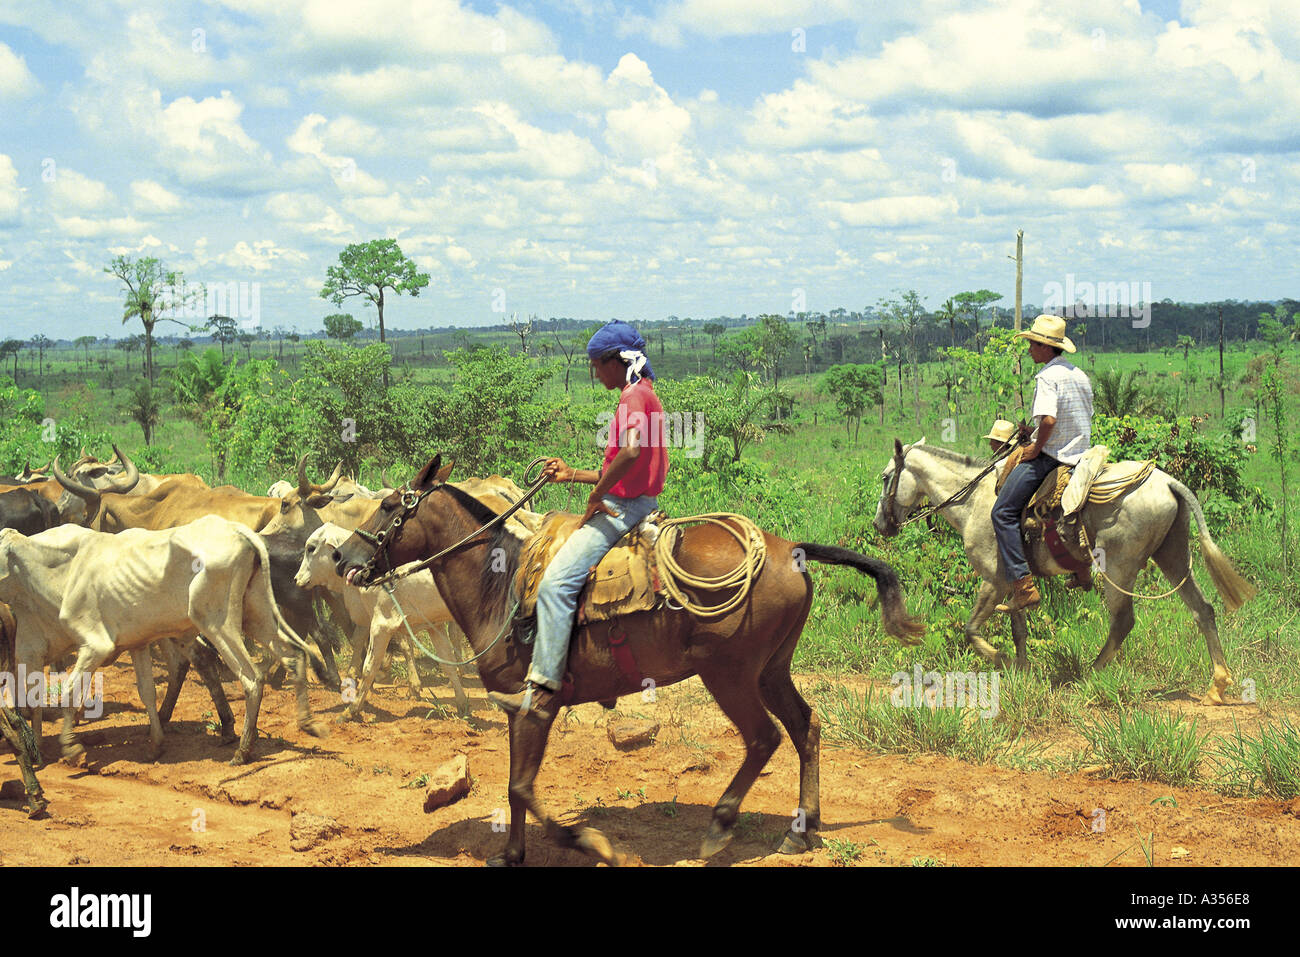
[983,419,1016,444]
[1015,314,1076,353]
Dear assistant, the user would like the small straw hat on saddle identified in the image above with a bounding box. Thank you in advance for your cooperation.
[1015,314,1076,353]
[983,419,1016,444]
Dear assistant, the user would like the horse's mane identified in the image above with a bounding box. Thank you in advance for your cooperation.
[438,483,523,625]
[909,444,990,470]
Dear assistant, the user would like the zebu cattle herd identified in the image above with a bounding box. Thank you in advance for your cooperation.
[0,449,536,813]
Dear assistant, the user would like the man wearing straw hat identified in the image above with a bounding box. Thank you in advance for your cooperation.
[992,314,1094,611]
[983,419,1017,455]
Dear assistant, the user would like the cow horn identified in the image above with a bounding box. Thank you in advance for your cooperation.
[53,455,102,521]
[296,454,311,498]
[107,449,120,467]
[380,467,393,489]
[107,445,140,494]
[317,461,343,494]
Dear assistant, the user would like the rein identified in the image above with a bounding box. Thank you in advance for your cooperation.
[383,583,520,668]
[888,441,1023,530]
[356,457,552,589]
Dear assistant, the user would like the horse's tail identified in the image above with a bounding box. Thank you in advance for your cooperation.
[1168,479,1256,612]
[794,543,925,643]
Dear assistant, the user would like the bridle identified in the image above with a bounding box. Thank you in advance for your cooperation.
[349,458,551,588]
[881,441,1022,533]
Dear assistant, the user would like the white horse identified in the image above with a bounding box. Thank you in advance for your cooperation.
[874,438,1255,704]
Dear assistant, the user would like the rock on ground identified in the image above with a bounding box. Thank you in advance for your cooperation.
[290,812,341,852]
[607,720,660,751]
[423,754,472,812]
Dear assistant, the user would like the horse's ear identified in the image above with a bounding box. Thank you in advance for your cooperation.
[435,458,455,483]
[894,438,903,456]
[413,454,443,489]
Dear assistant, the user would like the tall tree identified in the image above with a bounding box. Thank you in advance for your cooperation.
[29,334,51,382]
[0,339,21,381]
[105,255,201,384]
[74,334,97,369]
[320,239,429,386]
[953,289,1003,355]
[879,290,927,428]
[205,315,238,360]
[324,313,362,342]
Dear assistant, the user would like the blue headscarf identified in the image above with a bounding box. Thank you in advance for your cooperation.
[586,320,655,383]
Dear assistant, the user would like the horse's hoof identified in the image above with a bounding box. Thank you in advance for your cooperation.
[777,831,815,855]
[486,850,524,867]
[300,720,329,738]
[1200,688,1229,706]
[699,822,734,859]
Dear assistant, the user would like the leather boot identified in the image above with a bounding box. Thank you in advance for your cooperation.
[489,682,559,723]
[996,575,1041,613]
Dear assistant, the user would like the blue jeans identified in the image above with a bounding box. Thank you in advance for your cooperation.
[527,494,660,690]
[992,455,1060,582]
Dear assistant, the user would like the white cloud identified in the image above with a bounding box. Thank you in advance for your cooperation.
[823,194,959,227]
[214,240,309,273]
[53,214,149,239]
[1124,163,1200,198]
[0,154,22,224]
[0,41,39,99]
[130,180,184,214]
[44,168,115,214]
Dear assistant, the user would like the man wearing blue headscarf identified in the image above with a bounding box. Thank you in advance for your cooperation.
[490,320,668,722]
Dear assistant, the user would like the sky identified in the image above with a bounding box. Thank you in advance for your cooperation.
[0,0,1296,342]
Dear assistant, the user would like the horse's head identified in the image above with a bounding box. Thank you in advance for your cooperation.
[873,437,926,537]
[333,454,455,586]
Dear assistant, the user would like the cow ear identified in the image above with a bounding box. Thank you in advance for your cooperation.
[893,438,903,457]
[435,458,455,483]
[413,454,443,489]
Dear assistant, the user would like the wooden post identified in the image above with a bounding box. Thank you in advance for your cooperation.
[1014,229,1025,411]
[1218,306,1225,420]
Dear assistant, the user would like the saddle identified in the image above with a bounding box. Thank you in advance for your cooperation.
[997,445,1155,573]
[515,510,664,625]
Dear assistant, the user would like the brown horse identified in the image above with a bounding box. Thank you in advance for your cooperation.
[333,456,924,866]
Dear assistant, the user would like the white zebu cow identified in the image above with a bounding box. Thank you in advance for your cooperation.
[0,517,329,766]
[296,522,469,719]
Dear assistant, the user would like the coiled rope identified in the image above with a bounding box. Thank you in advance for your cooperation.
[653,513,768,619]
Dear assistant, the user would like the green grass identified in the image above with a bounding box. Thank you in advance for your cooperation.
[11,331,1300,778]
[818,682,1041,767]
[1211,716,1300,800]
[1075,709,1209,787]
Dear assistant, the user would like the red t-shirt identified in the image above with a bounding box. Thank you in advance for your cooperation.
[604,379,668,498]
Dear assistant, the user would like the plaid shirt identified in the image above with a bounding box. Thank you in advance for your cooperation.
[1031,356,1093,465]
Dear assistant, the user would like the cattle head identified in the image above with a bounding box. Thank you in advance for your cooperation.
[52,444,141,526]
[294,523,352,589]
[278,455,344,513]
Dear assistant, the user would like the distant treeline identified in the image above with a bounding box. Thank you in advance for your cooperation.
[18,297,1297,359]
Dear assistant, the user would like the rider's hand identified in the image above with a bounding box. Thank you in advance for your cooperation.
[580,493,619,526]
[543,458,573,483]
[1021,445,1040,461]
